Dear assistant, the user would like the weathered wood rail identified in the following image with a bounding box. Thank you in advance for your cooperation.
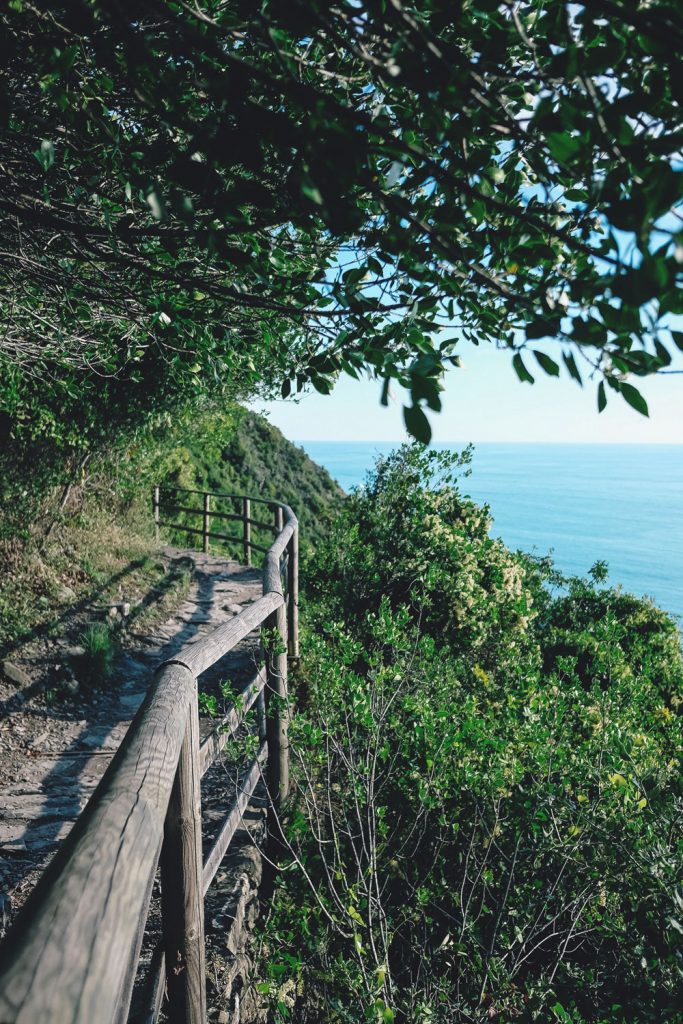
[0,489,299,1024]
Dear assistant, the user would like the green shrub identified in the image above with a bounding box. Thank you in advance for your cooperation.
[306,444,540,680]
[261,446,683,1024]
[76,622,116,691]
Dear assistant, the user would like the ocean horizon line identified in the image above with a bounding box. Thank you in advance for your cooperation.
[293,438,683,447]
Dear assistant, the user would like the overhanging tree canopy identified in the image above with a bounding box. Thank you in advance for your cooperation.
[1,0,681,443]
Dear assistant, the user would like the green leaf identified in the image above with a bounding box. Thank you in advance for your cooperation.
[301,179,324,206]
[347,905,365,927]
[619,381,649,417]
[311,375,332,395]
[546,132,582,163]
[403,404,431,443]
[533,350,560,377]
[34,139,55,171]
[563,351,582,384]
[597,381,607,412]
[654,340,671,367]
[512,353,534,384]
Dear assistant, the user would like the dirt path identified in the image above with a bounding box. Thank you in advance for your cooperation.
[0,547,264,936]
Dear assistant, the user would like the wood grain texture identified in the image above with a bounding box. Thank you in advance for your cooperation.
[268,517,296,563]
[160,687,206,1024]
[0,492,299,1023]
[287,527,300,660]
[0,663,194,1024]
[166,592,282,678]
[265,602,289,805]
[262,551,282,596]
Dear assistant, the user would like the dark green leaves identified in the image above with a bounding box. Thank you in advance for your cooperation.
[546,132,582,164]
[1,0,680,438]
[403,404,431,443]
[619,381,649,417]
[533,351,561,377]
[604,375,650,417]
[563,352,582,384]
[597,381,607,412]
[512,353,535,385]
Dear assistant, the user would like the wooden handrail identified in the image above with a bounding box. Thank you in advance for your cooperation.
[159,503,278,533]
[166,592,283,678]
[0,662,195,1024]
[0,489,299,1024]
[157,485,289,510]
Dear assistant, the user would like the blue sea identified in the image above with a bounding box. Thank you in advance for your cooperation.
[300,442,683,623]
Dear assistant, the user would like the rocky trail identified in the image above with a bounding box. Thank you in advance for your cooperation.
[0,547,270,1020]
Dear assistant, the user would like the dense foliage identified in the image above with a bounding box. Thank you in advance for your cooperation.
[306,445,540,676]
[261,446,683,1023]
[1,0,682,451]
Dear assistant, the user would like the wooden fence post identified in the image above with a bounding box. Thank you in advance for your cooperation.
[274,504,284,534]
[153,486,160,543]
[160,685,206,1024]
[265,603,289,805]
[202,493,211,554]
[257,684,267,745]
[243,496,251,566]
[287,527,299,661]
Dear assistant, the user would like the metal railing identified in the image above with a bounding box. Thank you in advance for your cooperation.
[0,489,299,1024]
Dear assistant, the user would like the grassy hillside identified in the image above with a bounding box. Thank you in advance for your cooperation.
[0,406,341,652]
[160,407,343,552]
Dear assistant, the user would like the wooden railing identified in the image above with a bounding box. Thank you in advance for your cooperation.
[0,490,299,1024]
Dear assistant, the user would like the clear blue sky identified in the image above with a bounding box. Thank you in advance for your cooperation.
[253,342,683,443]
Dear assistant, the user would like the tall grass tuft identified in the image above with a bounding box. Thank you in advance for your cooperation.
[77,622,116,690]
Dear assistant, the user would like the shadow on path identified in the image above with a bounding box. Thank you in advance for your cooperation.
[4,556,224,888]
